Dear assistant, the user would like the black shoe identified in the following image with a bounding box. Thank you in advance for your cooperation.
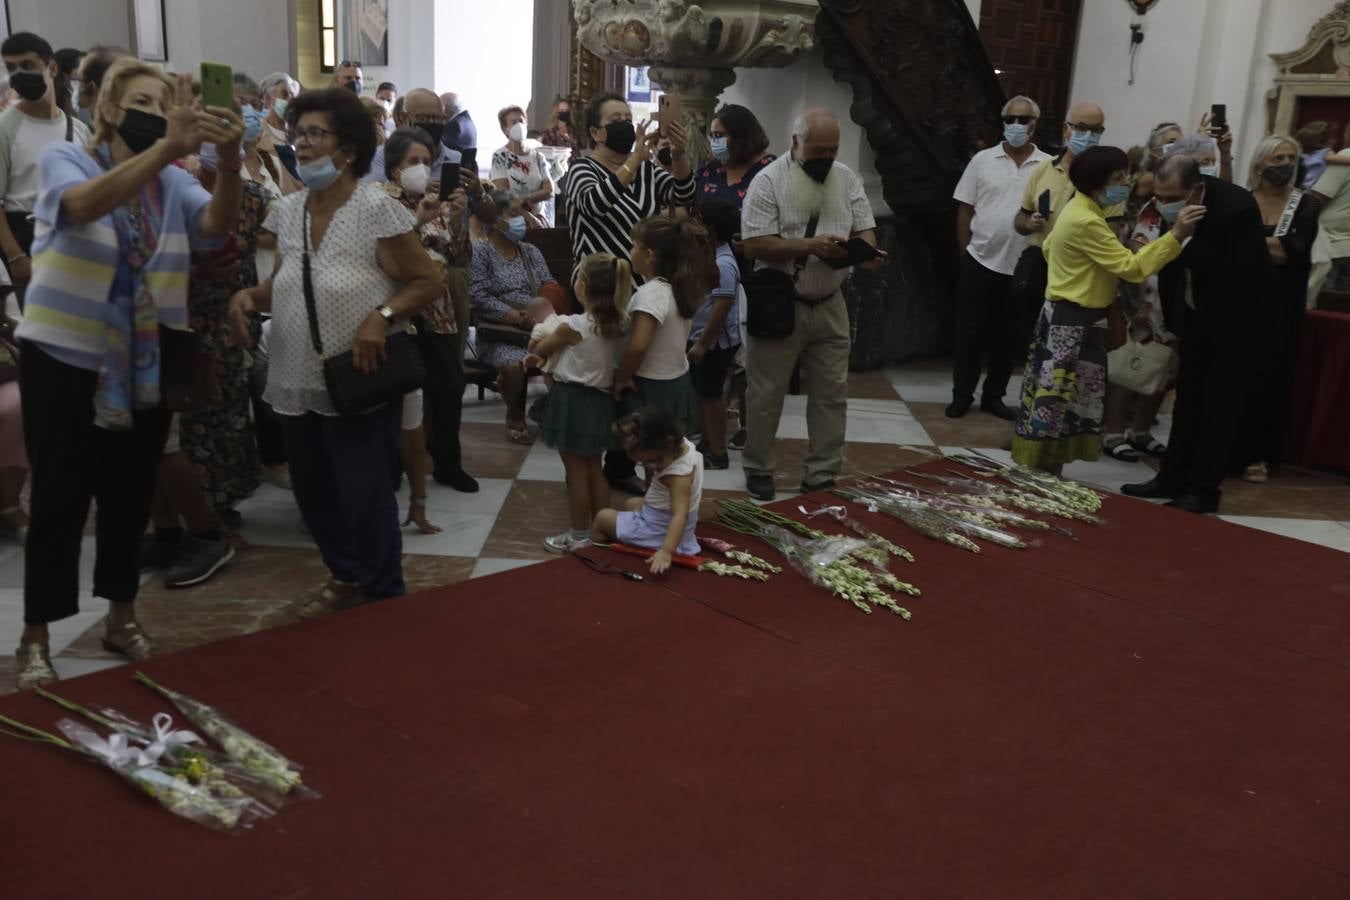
[1120,477,1182,500]
[980,400,1018,421]
[433,467,480,493]
[800,478,837,494]
[610,476,647,495]
[139,535,180,571]
[945,400,972,419]
[702,451,730,470]
[163,535,236,589]
[1164,491,1219,515]
[728,429,747,451]
[746,473,775,501]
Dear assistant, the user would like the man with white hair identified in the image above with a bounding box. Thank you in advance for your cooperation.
[740,107,883,500]
[947,95,1049,420]
[257,71,301,194]
[441,91,477,152]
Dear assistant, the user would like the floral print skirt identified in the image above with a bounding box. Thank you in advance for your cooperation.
[1011,299,1108,469]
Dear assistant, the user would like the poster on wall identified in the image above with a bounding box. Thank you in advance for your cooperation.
[132,0,167,62]
[340,0,389,68]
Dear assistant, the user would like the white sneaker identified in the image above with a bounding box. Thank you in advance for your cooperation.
[544,532,591,554]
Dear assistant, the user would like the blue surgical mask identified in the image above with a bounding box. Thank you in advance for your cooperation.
[271,97,288,120]
[1067,129,1100,156]
[1156,199,1184,224]
[505,216,527,242]
[242,106,264,143]
[298,154,343,190]
[1097,184,1130,208]
[1003,123,1030,149]
[1200,163,1219,178]
[709,136,729,162]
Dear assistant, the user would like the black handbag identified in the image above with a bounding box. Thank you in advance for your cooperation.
[744,212,819,339]
[302,205,425,416]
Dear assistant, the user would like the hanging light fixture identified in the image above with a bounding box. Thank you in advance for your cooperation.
[1125,0,1162,12]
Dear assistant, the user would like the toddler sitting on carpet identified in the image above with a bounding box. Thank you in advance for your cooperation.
[591,407,704,574]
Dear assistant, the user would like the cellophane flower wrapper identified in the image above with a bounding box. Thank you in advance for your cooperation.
[94,706,298,809]
[135,673,317,800]
[56,719,271,832]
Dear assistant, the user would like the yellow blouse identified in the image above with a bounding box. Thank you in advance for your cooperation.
[1042,192,1182,309]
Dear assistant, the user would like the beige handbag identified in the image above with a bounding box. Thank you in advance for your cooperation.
[1107,337,1172,395]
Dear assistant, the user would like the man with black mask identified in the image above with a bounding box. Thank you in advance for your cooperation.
[0,31,90,299]
[365,87,463,184]
[440,91,477,152]
[332,61,363,95]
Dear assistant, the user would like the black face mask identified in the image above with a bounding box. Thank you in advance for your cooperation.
[557,109,571,124]
[1262,163,1296,187]
[11,71,48,103]
[347,79,363,94]
[800,156,834,184]
[657,146,673,167]
[601,120,636,154]
[415,121,445,145]
[117,107,168,155]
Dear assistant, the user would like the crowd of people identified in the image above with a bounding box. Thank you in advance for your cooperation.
[950,94,1325,514]
[1,37,881,690]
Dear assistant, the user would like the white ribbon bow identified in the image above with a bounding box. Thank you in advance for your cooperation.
[799,504,847,521]
[81,729,155,768]
[140,712,202,763]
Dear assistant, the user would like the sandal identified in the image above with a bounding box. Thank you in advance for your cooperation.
[297,579,363,619]
[1243,462,1269,484]
[506,422,534,444]
[102,617,159,660]
[1128,435,1167,456]
[1104,441,1141,462]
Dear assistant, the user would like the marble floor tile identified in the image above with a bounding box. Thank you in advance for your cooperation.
[471,557,545,579]
[515,441,567,482]
[909,402,1016,451]
[397,511,500,558]
[481,481,575,560]
[1218,517,1350,554]
[459,421,531,480]
[399,477,513,517]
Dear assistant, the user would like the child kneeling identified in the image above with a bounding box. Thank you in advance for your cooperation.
[591,407,704,574]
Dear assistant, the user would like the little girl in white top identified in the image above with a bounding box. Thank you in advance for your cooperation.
[527,253,632,554]
[591,407,704,574]
[613,216,718,433]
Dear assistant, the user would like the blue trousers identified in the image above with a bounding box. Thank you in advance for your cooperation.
[282,402,405,600]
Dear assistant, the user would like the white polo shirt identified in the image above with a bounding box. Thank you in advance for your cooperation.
[952,142,1049,275]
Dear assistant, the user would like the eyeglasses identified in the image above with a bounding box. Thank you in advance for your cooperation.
[1002,115,1034,125]
[290,125,339,145]
[1067,121,1106,135]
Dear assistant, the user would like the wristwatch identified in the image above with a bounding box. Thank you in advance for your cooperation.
[375,304,396,323]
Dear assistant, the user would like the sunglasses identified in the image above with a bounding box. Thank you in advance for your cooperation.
[1002,115,1034,125]
[338,60,362,68]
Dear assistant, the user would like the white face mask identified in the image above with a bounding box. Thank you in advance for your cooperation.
[399,162,430,196]
[508,121,526,143]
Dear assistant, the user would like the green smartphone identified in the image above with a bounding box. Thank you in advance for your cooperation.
[199,61,234,110]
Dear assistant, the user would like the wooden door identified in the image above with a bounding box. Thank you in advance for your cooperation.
[978,0,1083,150]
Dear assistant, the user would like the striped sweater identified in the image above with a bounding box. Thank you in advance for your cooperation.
[564,156,695,286]
[14,141,215,370]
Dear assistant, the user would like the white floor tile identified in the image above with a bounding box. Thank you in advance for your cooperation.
[399,512,498,557]
[1218,517,1350,554]
[399,478,513,517]
[234,499,317,550]
[516,441,566,482]
[471,557,544,578]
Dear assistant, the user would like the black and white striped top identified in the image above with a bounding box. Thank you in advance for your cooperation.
[564,157,696,285]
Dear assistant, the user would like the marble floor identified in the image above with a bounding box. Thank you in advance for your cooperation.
[3,356,1347,693]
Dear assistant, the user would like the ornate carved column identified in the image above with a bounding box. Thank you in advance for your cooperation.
[572,0,817,164]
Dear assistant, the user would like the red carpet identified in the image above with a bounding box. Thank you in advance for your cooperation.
[3,468,1349,898]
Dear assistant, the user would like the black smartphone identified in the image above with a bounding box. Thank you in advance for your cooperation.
[1038,189,1052,219]
[1210,103,1227,133]
[273,144,300,181]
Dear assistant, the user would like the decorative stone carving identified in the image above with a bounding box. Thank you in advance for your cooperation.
[1267,1,1350,137]
[572,0,817,162]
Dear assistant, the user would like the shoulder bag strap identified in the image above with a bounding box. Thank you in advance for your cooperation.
[64,111,74,143]
[302,203,324,356]
[791,212,820,281]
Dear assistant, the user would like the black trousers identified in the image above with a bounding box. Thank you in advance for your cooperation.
[416,329,465,475]
[952,252,1021,405]
[19,342,171,624]
[1159,309,1246,499]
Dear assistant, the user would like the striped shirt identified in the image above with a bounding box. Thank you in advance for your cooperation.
[564,156,695,285]
[14,141,215,370]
